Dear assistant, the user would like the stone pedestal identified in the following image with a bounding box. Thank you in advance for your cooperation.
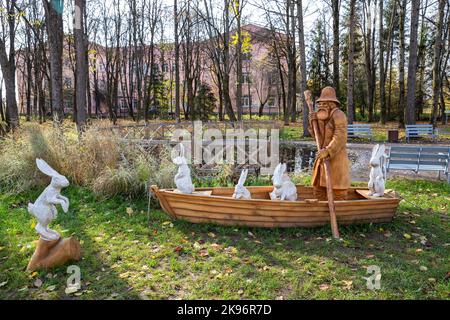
[27,237,82,272]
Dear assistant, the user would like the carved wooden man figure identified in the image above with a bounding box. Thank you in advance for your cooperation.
[308,87,350,200]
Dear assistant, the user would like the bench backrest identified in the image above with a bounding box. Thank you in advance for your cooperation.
[405,124,434,137]
[348,124,372,136]
[388,146,450,171]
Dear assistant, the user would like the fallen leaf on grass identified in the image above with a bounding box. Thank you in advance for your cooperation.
[319,284,330,291]
[248,231,255,238]
[199,250,209,257]
[174,246,184,253]
[126,207,134,216]
[0,281,7,288]
[207,232,216,238]
[403,233,412,240]
[34,278,43,288]
[419,266,428,272]
[46,285,56,291]
[342,280,353,290]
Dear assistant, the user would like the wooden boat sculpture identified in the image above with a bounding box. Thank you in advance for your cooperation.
[151,185,400,228]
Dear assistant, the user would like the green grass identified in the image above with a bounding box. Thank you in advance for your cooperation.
[0,179,449,300]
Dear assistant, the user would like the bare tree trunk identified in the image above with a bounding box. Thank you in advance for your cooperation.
[223,0,236,121]
[0,79,4,122]
[379,0,386,124]
[332,0,340,97]
[235,0,243,121]
[398,0,406,127]
[405,0,420,125]
[43,0,64,123]
[431,0,446,126]
[0,0,19,130]
[74,0,87,130]
[174,0,181,122]
[297,0,309,136]
[347,0,356,124]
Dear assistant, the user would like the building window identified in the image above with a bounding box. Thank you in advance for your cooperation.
[162,63,169,73]
[241,95,250,108]
[242,72,251,84]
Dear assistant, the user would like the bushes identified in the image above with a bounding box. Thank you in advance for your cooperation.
[0,124,176,199]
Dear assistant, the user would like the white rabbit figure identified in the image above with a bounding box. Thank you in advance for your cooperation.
[28,159,70,241]
[232,169,251,200]
[173,143,195,194]
[368,144,387,197]
[270,163,298,201]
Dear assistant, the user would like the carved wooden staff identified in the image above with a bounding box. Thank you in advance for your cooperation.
[304,91,340,239]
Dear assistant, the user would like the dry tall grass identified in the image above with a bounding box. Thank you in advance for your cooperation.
[0,123,176,198]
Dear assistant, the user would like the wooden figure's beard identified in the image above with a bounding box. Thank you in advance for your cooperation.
[317,108,330,120]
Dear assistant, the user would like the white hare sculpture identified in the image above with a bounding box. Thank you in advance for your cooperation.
[232,169,251,200]
[270,163,298,201]
[173,143,195,194]
[28,159,70,241]
[368,144,387,197]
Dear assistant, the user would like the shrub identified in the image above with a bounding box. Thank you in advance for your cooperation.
[0,124,176,199]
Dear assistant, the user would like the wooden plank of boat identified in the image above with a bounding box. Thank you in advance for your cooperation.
[151,185,400,228]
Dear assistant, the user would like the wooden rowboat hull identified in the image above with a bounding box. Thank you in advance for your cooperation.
[151,185,400,228]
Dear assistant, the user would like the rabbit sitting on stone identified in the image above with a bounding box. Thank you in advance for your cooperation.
[270,163,298,201]
[232,169,251,200]
[28,159,70,241]
[368,144,387,197]
[173,143,195,194]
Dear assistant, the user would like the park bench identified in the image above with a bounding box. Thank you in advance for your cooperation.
[386,146,450,182]
[445,110,450,124]
[348,124,372,141]
[405,124,437,142]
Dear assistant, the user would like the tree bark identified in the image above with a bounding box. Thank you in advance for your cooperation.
[174,0,181,122]
[297,0,309,136]
[43,0,65,123]
[398,0,407,127]
[379,0,386,124]
[431,0,446,126]
[332,0,340,97]
[235,0,243,121]
[347,0,356,124]
[405,0,420,125]
[0,0,19,130]
[74,0,87,130]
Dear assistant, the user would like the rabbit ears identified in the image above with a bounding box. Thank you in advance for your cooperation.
[274,163,287,175]
[238,169,248,185]
[371,144,386,159]
[36,159,62,178]
[178,143,185,157]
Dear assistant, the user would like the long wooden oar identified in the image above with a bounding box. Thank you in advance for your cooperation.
[304,91,340,239]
